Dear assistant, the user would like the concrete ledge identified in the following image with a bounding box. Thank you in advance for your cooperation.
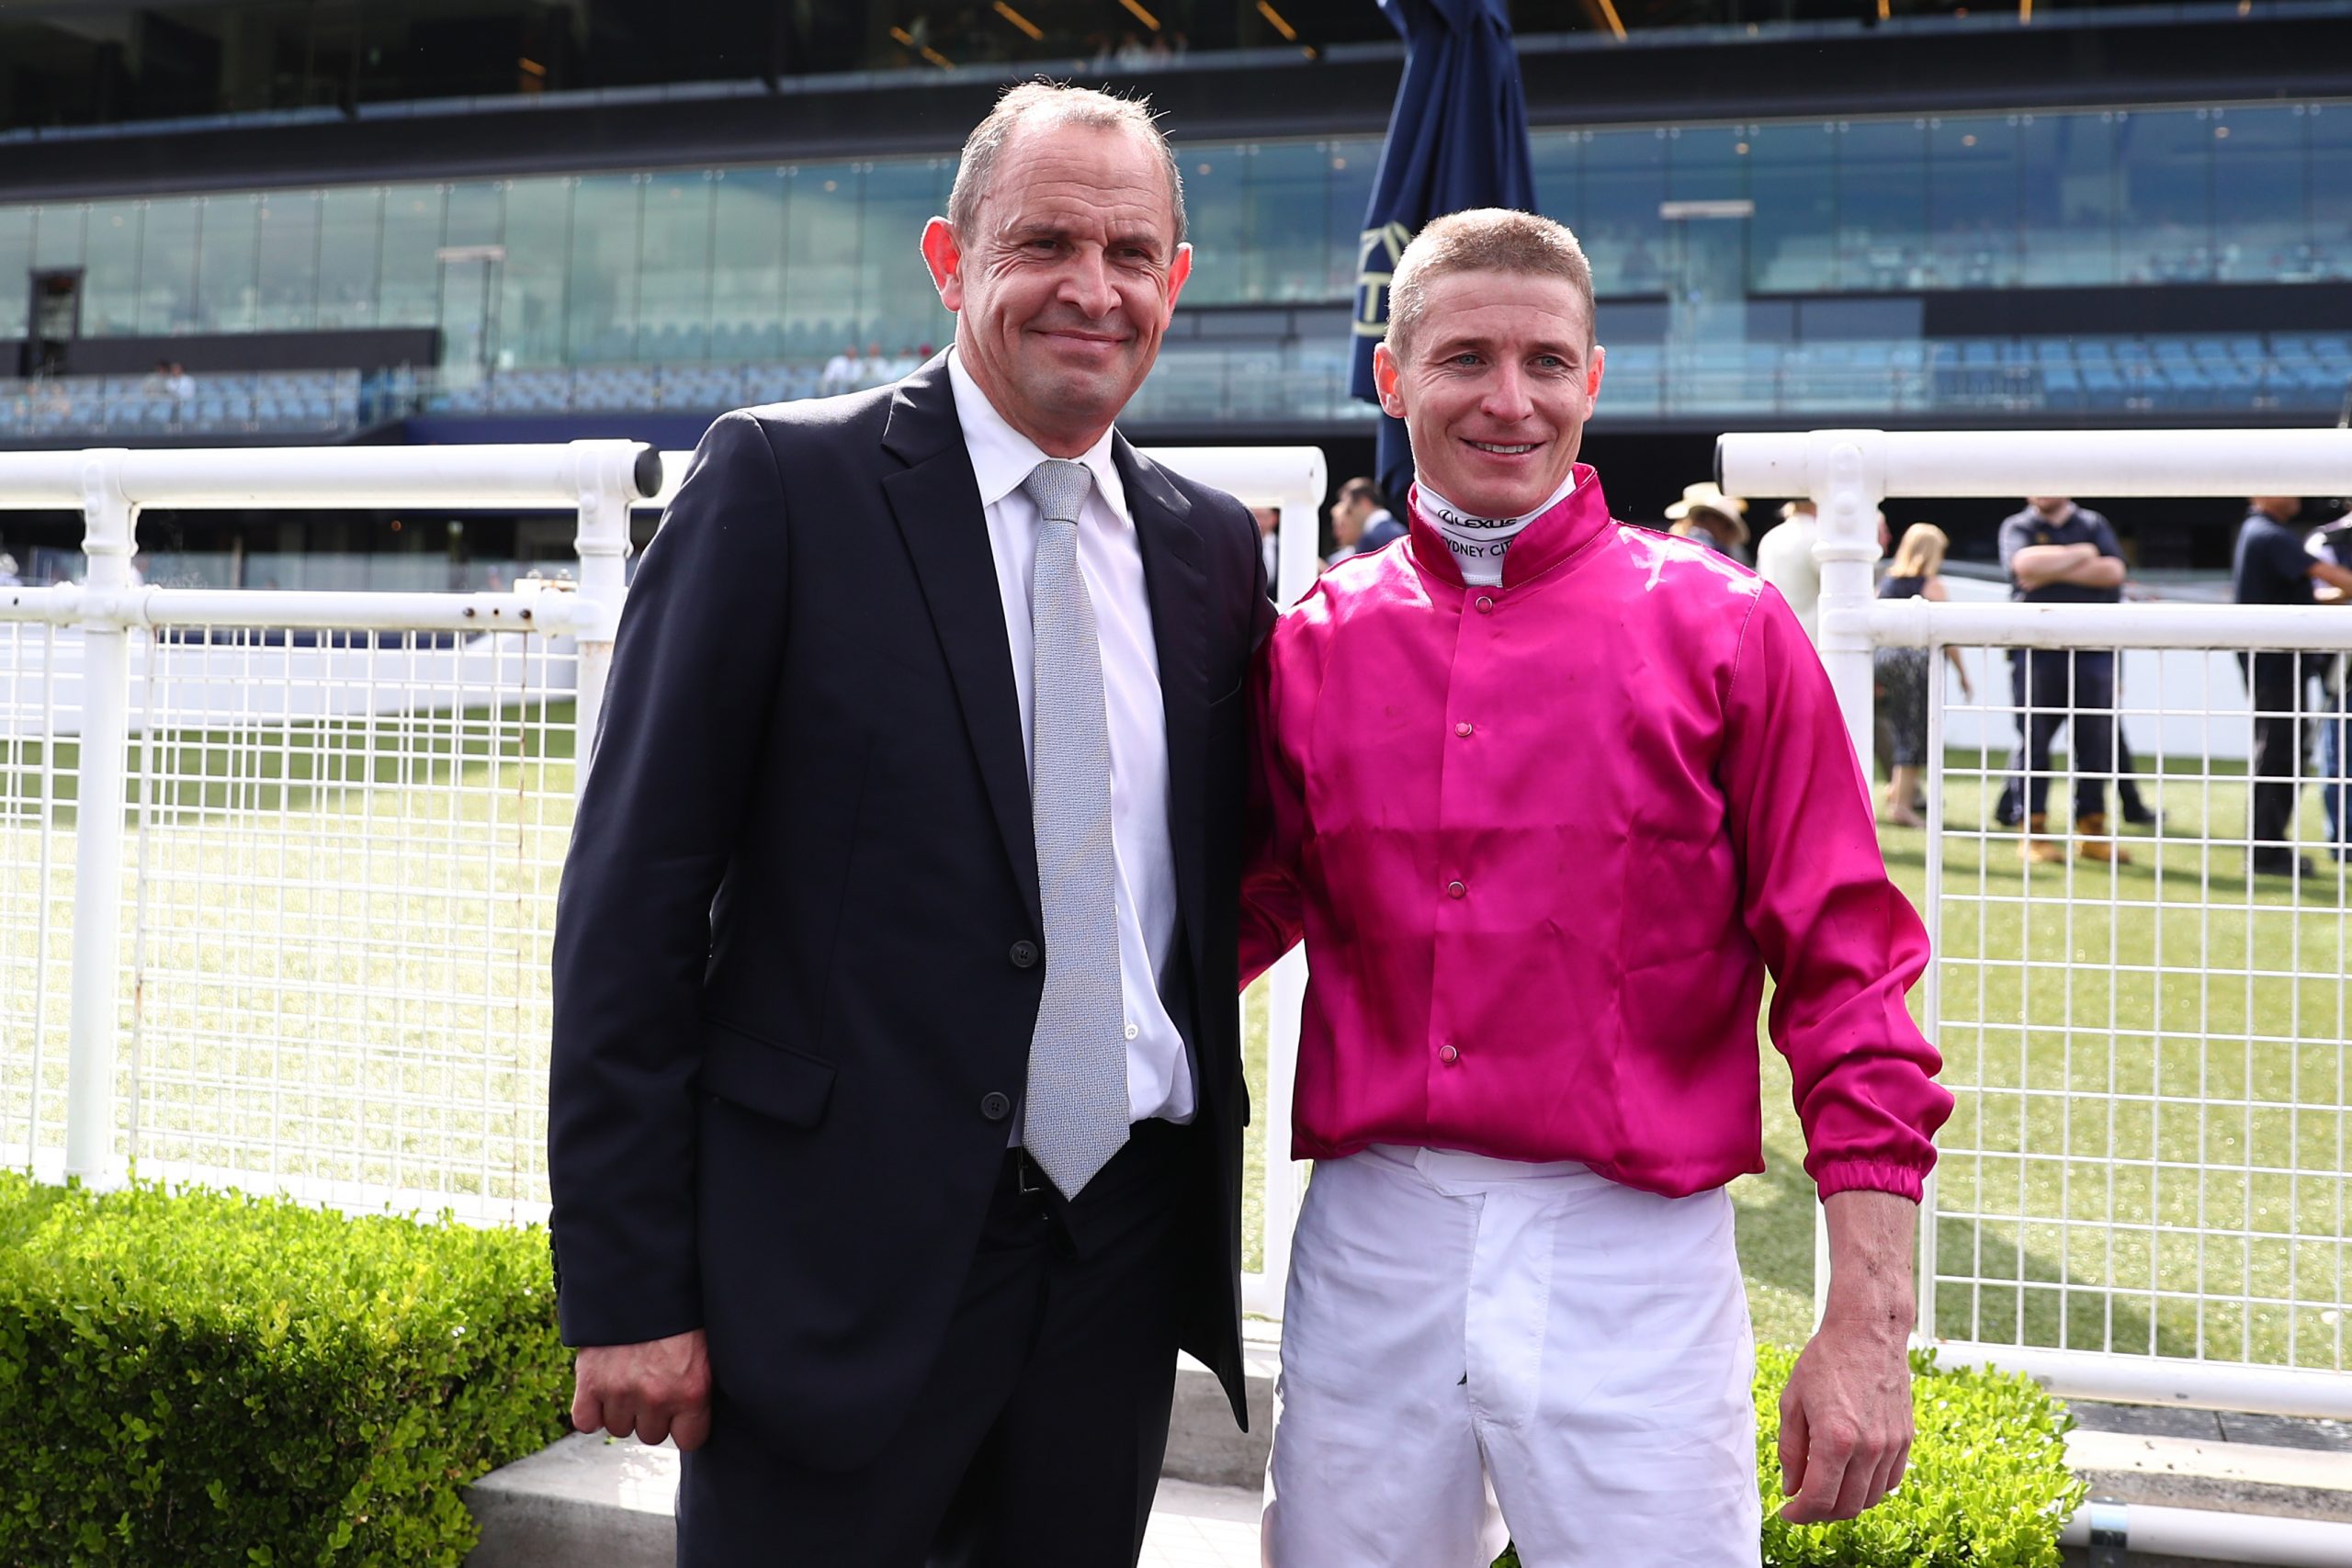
[465,1433,676,1567]
[2068,1428,2352,1523]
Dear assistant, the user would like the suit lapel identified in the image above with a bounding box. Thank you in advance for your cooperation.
[881,355,1042,931]
[1116,435,1211,984]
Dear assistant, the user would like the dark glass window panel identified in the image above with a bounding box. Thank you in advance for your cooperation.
[2212,105,2310,283]
[1179,143,1249,308]
[436,182,504,373]
[499,178,572,368]
[255,189,322,332]
[709,167,787,364]
[855,157,950,360]
[780,164,859,362]
[316,188,382,331]
[378,184,447,329]
[31,204,85,271]
[2313,103,2352,284]
[566,175,643,365]
[1836,118,1928,291]
[1530,125,1580,232]
[1584,128,1668,297]
[135,198,200,335]
[2114,107,2213,284]
[83,200,142,335]
[0,208,33,338]
[1747,121,1836,293]
[196,192,260,332]
[1926,115,2020,289]
[2020,110,2117,287]
[1243,140,1330,304]
[640,171,717,364]
[1324,138,1382,299]
[1667,124,1746,203]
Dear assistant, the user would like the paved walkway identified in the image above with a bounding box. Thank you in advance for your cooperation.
[1141,1479,1260,1568]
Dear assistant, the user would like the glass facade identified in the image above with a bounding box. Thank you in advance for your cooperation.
[5,100,2348,373]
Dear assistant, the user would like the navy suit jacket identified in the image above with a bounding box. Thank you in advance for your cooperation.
[548,353,1269,1470]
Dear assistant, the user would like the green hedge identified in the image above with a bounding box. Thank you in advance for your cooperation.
[1497,1345,2085,1568]
[0,1173,568,1567]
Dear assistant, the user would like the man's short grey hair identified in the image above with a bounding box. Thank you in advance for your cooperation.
[948,80,1188,248]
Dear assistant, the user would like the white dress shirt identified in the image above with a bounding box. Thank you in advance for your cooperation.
[947,350,1193,1127]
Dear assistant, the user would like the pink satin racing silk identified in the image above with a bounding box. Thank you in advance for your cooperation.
[1240,465,1951,1201]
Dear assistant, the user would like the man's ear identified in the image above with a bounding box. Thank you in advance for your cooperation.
[1588,343,1606,403]
[1373,340,1406,420]
[1163,242,1193,318]
[921,217,964,311]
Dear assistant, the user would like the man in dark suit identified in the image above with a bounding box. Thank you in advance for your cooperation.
[548,81,1268,1566]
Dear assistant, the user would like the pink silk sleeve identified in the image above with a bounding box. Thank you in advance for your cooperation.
[1238,620,1310,989]
[1718,585,1953,1201]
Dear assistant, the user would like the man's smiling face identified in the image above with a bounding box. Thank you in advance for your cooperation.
[1374,268,1602,520]
[922,118,1191,457]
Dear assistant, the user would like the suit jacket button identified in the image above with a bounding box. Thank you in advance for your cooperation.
[1009,940,1040,968]
[980,1091,1013,1122]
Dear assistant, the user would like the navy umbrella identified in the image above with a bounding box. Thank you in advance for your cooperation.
[1350,0,1539,513]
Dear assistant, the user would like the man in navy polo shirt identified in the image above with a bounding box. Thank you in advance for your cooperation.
[1996,496,2131,862]
[2234,496,2352,879]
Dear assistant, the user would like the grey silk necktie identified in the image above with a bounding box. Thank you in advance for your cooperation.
[1018,457,1129,1199]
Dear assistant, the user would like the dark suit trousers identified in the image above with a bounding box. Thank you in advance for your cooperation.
[675,1119,1199,1568]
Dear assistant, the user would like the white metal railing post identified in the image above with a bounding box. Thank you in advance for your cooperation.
[569,440,643,799]
[1803,429,1888,1324]
[63,449,135,1187]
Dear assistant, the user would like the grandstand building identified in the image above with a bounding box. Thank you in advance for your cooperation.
[3,0,2348,572]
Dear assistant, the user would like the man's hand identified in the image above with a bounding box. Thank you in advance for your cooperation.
[1778,1190,1917,1524]
[571,1328,713,1450]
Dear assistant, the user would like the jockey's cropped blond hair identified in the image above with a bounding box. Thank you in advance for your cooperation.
[1385,209,1596,360]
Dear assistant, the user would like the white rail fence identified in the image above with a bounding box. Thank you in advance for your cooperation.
[15,427,2349,1431]
[1724,426,2352,1423]
[0,442,1326,1319]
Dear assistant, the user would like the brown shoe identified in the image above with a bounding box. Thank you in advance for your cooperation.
[2075,813,2132,863]
[2019,813,2066,863]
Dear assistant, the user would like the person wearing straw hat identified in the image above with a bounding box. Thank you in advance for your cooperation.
[1664,480,1750,560]
[1240,208,1949,1568]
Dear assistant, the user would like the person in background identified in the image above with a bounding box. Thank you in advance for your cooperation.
[2310,502,2352,859]
[165,361,195,400]
[0,551,19,588]
[1995,496,2130,863]
[1754,498,1821,643]
[1252,504,1281,589]
[1873,525,1973,827]
[2233,496,2352,879]
[1663,481,1749,561]
[1327,476,1402,568]
[820,345,857,396]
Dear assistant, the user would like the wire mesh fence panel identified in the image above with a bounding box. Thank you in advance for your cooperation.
[109,623,580,1221]
[0,620,82,1176]
[1924,637,2351,1373]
